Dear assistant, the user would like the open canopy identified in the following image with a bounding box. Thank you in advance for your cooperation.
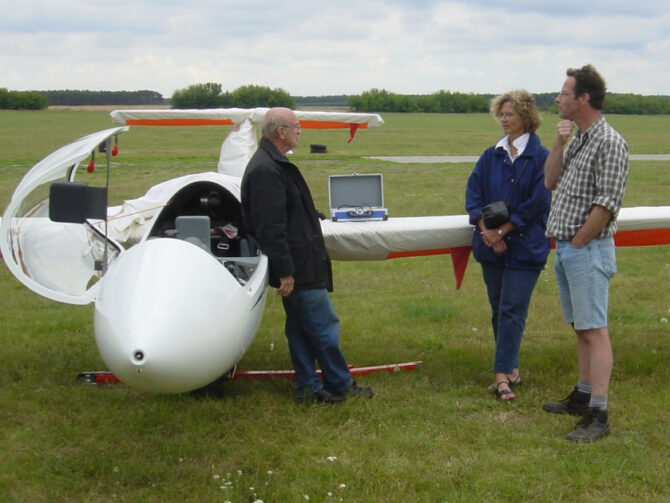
[0,127,127,304]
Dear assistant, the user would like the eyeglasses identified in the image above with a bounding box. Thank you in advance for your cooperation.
[496,113,516,120]
[558,91,574,98]
[281,123,301,130]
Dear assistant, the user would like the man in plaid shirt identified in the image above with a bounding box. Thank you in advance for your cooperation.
[542,64,629,442]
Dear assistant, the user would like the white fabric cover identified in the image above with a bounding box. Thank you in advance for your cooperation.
[101,172,240,245]
[110,108,384,128]
[111,108,384,177]
[321,215,473,261]
[320,207,670,261]
[217,119,258,177]
[616,206,670,231]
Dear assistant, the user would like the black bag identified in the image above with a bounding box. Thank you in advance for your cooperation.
[481,200,509,228]
[480,158,529,229]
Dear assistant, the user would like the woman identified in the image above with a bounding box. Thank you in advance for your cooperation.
[465,90,551,401]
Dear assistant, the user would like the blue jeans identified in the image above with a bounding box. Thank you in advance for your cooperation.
[554,238,616,330]
[282,288,352,397]
[481,264,541,374]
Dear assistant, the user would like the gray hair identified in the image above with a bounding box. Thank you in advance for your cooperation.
[262,108,287,138]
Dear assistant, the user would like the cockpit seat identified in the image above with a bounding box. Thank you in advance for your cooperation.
[175,216,211,252]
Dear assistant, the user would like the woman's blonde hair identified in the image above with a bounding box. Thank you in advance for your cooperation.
[490,89,542,133]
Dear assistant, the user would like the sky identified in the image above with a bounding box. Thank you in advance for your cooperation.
[2,0,670,99]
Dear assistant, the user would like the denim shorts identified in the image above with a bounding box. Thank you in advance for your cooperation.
[553,237,617,330]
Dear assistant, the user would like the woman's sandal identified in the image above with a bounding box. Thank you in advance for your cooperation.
[487,373,522,392]
[494,381,516,401]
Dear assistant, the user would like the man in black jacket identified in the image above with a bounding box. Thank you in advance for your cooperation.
[241,107,372,403]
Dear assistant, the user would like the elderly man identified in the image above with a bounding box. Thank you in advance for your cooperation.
[241,107,373,403]
[543,65,629,441]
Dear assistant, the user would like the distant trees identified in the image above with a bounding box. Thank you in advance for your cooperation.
[231,84,295,108]
[171,83,225,108]
[534,92,670,114]
[531,93,558,109]
[41,90,165,106]
[602,94,670,115]
[348,89,418,112]
[294,95,348,107]
[1,88,164,109]
[348,89,489,113]
[170,83,295,109]
[349,89,670,115]
[416,90,490,113]
[3,84,670,115]
[0,88,48,110]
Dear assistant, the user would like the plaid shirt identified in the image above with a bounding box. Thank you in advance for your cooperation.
[546,116,629,240]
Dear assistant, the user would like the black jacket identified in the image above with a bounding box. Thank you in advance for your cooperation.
[241,137,333,291]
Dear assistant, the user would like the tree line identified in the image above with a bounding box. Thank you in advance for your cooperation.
[0,88,49,110]
[170,83,295,109]
[2,83,670,115]
[347,89,670,115]
[294,95,349,107]
[0,88,165,109]
[43,90,165,106]
[171,85,670,114]
[348,89,490,113]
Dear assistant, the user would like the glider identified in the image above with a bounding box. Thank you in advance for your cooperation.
[0,108,383,393]
[1,108,669,394]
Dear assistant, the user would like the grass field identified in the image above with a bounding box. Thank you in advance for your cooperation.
[1,110,670,502]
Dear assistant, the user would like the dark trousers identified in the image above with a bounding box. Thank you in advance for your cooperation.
[282,288,352,397]
[481,264,541,374]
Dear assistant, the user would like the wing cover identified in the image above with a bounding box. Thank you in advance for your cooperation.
[321,215,472,260]
[111,108,384,177]
[110,108,384,129]
[320,207,670,288]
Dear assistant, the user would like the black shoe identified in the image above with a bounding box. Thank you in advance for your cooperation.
[566,407,610,442]
[346,381,374,398]
[542,387,590,415]
[312,388,346,404]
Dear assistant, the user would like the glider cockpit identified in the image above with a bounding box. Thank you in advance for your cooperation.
[146,179,260,286]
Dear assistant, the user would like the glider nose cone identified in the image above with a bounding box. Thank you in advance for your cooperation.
[93,238,266,393]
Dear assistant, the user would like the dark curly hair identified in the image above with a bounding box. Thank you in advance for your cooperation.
[567,64,607,110]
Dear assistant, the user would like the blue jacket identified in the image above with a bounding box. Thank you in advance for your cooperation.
[465,133,551,270]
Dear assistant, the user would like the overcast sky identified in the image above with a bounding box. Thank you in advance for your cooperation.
[2,1,670,98]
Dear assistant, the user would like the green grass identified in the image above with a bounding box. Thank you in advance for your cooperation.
[1,110,670,502]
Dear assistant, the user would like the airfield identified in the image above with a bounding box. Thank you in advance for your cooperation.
[368,154,670,163]
[1,109,669,502]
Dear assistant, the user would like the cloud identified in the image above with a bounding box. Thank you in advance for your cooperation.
[1,0,669,97]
